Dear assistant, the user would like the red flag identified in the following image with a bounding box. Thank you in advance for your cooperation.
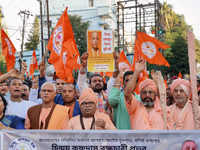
[26,72,29,76]
[1,28,16,72]
[137,31,170,67]
[29,50,38,76]
[32,75,35,80]
[178,71,182,79]
[47,7,79,82]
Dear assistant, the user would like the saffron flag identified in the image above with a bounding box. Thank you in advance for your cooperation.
[105,51,131,77]
[47,7,79,82]
[178,71,182,79]
[131,39,141,71]
[29,50,38,76]
[137,31,170,67]
[1,28,16,72]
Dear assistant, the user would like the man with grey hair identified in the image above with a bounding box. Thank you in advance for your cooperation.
[25,82,70,129]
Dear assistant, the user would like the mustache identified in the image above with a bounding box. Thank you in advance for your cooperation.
[21,94,27,97]
[95,84,102,87]
[143,97,153,102]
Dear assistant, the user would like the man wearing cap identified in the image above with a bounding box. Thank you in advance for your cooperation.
[169,78,196,130]
[67,88,116,130]
[124,59,174,130]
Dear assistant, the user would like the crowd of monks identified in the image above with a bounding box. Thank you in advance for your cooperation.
[0,51,199,131]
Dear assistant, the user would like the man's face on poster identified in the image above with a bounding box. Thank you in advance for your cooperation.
[91,32,99,50]
[181,141,197,150]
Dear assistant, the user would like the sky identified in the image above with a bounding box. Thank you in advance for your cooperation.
[1,0,200,51]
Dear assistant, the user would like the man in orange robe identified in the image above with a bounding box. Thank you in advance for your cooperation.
[170,79,197,130]
[67,88,116,130]
[25,82,69,129]
[124,59,174,130]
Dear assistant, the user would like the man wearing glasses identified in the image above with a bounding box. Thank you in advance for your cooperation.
[67,88,116,130]
[25,82,69,129]
[124,59,174,130]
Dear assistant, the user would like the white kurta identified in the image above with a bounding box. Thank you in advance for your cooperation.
[5,100,37,119]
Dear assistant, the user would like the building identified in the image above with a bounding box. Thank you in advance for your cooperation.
[37,0,118,54]
[14,49,40,76]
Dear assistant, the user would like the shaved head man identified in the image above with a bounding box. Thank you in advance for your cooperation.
[181,140,198,150]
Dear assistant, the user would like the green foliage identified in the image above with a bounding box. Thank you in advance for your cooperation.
[25,15,39,50]
[68,15,90,56]
[166,35,189,75]
[0,60,7,73]
[161,2,174,29]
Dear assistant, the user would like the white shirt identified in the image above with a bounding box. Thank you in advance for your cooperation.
[5,100,37,119]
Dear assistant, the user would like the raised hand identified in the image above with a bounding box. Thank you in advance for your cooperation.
[81,52,89,67]
[32,76,39,89]
[117,67,126,79]
[113,51,120,69]
[21,61,27,71]
[134,59,146,73]
[38,60,45,73]
[7,68,21,78]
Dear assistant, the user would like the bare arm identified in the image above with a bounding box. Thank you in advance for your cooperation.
[113,68,126,89]
[124,59,145,105]
[19,61,27,80]
[112,51,120,78]
[0,68,21,83]
[80,52,88,75]
[38,60,45,78]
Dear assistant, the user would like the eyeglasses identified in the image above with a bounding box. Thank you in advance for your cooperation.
[41,90,54,93]
[141,91,155,95]
[174,89,185,94]
[81,101,95,106]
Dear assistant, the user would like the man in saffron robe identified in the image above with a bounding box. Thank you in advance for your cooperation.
[67,88,116,130]
[124,59,174,130]
[25,82,69,129]
[169,78,197,130]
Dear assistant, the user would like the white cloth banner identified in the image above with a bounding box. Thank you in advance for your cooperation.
[2,130,200,150]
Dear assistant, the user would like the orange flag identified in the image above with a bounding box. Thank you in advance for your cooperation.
[137,31,170,67]
[26,72,29,76]
[1,28,16,72]
[105,51,132,77]
[47,7,79,82]
[131,39,141,71]
[29,50,38,76]
[178,71,182,79]
[0,72,1,76]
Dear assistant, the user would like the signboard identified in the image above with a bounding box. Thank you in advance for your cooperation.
[87,30,114,72]
[2,130,200,150]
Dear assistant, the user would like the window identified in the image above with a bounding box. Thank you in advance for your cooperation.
[89,0,94,7]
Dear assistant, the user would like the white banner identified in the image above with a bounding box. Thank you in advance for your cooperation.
[2,130,200,150]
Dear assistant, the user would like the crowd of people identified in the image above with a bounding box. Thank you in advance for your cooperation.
[0,51,199,131]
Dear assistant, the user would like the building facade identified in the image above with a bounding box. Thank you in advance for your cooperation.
[38,0,118,55]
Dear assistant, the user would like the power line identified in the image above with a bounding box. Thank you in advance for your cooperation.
[4,0,25,15]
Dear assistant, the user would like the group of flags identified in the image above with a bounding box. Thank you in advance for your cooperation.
[1,6,175,87]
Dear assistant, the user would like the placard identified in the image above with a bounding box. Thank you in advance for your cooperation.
[87,30,114,72]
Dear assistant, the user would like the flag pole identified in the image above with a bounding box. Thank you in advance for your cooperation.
[187,30,200,129]
[16,51,23,61]
[42,49,48,61]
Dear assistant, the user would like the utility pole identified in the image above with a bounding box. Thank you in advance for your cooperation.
[39,0,44,57]
[18,10,33,71]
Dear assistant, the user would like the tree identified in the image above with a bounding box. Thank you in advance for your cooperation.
[166,35,189,76]
[0,60,7,74]
[25,15,39,50]
[161,2,175,29]
[68,15,90,56]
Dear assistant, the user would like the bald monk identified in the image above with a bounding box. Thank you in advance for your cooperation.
[124,59,174,130]
[67,88,117,130]
[170,79,198,130]
[25,82,69,129]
